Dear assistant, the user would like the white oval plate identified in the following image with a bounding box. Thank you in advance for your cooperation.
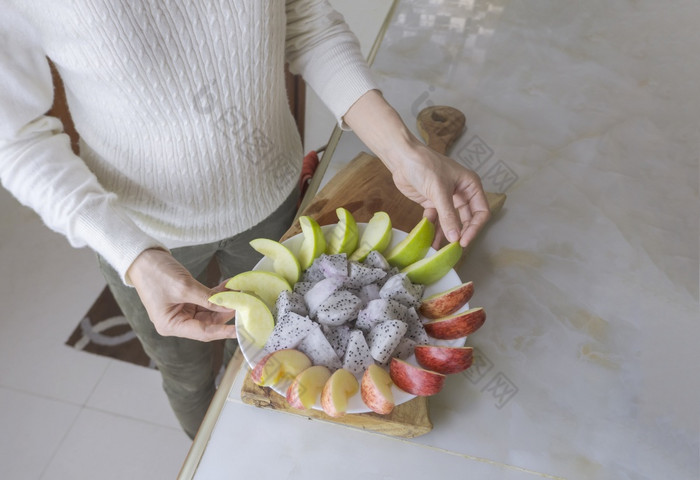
[236,223,468,414]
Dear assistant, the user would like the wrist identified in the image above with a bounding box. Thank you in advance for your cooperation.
[126,247,170,286]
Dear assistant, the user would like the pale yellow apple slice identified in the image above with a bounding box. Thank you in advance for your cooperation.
[360,364,395,414]
[385,217,436,269]
[250,349,312,387]
[349,211,392,262]
[320,368,359,417]
[208,291,274,348]
[326,207,359,255]
[401,241,463,285]
[297,216,327,270]
[249,238,301,285]
[286,365,332,410]
[225,271,291,310]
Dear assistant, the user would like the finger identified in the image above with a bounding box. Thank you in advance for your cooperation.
[432,218,446,250]
[459,209,491,247]
[431,186,462,243]
[183,280,236,313]
[174,320,238,342]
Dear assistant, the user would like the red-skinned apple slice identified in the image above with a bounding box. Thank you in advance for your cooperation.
[361,364,395,414]
[414,345,473,374]
[320,368,359,417]
[423,307,486,340]
[250,349,312,387]
[286,365,332,410]
[418,281,474,319]
[389,358,445,396]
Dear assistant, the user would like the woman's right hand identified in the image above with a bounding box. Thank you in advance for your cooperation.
[127,249,237,342]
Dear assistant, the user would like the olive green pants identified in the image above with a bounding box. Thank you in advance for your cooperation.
[97,188,298,439]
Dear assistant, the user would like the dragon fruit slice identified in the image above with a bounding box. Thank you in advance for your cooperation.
[356,298,408,332]
[297,324,342,370]
[342,329,375,377]
[367,319,407,364]
[263,312,314,353]
[315,290,363,326]
[376,266,400,287]
[274,290,308,321]
[319,254,349,281]
[392,337,417,360]
[304,277,342,318]
[404,307,430,345]
[363,250,390,271]
[342,261,386,290]
[379,273,424,308]
[321,324,352,358]
[357,283,381,308]
[293,281,315,296]
[301,262,325,284]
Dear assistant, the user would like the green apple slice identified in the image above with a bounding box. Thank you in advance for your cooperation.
[385,217,436,269]
[326,207,359,255]
[297,216,326,270]
[249,238,301,285]
[349,211,393,262]
[225,271,291,310]
[208,291,274,348]
[401,241,463,285]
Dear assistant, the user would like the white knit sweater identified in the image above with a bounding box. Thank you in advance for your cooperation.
[0,0,377,281]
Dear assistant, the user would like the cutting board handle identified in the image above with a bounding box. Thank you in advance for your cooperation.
[416,106,466,155]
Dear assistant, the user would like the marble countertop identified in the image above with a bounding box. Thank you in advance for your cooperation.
[190,1,699,478]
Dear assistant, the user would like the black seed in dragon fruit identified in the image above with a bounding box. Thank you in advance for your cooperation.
[293,281,315,296]
[315,290,363,326]
[342,261,386,290]
[274,290,308,321]
[356,298,409,332]
[367,319,408,364]
[379,273,423,308]
[318,253,349,282]
[342,329,375,377]
[321,324,352,358]
[304,277,342,318]
[404,307,430,345]
[263,312,314,353]
[297,324,342,370]
[363,250,391,271]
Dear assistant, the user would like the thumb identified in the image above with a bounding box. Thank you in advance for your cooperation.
[183,280,236,313]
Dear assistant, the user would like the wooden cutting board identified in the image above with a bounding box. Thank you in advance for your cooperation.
[240,106,506,438]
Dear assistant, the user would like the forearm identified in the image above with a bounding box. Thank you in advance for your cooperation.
[342,90,425,170]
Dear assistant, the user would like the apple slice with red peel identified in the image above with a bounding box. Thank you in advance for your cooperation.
[389,358,445,397]
[418,281,474,319]
[321,368,359,417]
[414,345,473,375]
[361,364,395,414]
[250,349,312,387]
[424,307,486,340]
[286,365,332,410]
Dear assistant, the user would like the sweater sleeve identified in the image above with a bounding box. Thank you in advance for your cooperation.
[0,8,166,284]
[284,0,379,129]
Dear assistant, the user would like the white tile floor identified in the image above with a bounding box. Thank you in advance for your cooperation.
[0,2,387,478]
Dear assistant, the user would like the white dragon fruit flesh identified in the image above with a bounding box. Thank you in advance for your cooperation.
[304,277,342,317]
[342,261,387,290]
[318,253,349,282]
[363,250,391,271]
[274,290,308,321]
[297,324,343,370]
[379,273,424,308]
[315,290,363,326]
[263,312,314,353]
[321,324,352,358]
[392,337,417,360]
[403,307,430,345]
[367,319,408,364]
[356,298,408,332]
[342,329,374,377]
[293,281,315,296]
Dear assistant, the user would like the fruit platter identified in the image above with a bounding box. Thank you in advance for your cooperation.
[209,209,486,417]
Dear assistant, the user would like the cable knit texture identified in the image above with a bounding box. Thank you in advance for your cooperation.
[0,0,377,282]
